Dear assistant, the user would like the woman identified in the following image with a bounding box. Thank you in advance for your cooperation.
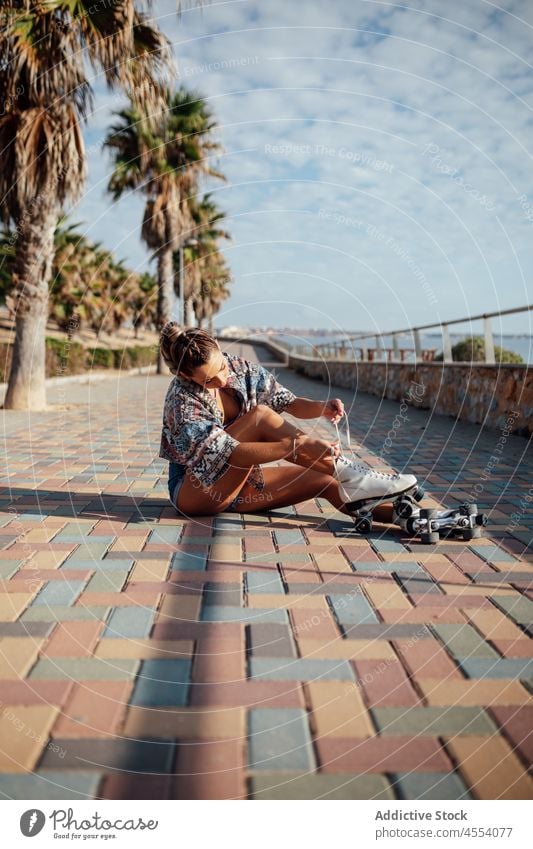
[159,323,418,518]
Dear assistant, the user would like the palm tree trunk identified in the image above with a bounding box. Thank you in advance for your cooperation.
[185,296,196,328]
[156,245,174,374]
[4,198,58,410]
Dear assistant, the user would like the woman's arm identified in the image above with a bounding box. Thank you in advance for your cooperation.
[230,437,293,467]
[284,397,344,421]
[230,434,338,468]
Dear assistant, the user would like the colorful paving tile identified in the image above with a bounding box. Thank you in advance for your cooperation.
[0,342,531,800]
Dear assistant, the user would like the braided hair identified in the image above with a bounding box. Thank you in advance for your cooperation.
[159,322,219,377]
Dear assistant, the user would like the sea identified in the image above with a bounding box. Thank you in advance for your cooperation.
[272,332,533,364]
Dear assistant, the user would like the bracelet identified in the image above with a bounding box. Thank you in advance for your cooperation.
[292,437,298,462]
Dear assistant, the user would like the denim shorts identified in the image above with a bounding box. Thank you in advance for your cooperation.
[167,462,187,509]
[168,412,245,511]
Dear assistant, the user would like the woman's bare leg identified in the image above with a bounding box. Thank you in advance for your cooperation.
[232,467,393,521]
[232,465,348,513]
[226,407,394,520]
[175,406,395,520]
[175,464,254,516]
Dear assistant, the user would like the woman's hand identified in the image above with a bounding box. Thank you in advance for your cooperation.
[322,398,344,423]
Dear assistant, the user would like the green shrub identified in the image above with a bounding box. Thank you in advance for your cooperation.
[87,347,115,369]
[114,345,157,369]
[134,345,157,368]
[116,347,137,369]
[0,337,156,382]
[435,335,523,364]
[45,336,86,376]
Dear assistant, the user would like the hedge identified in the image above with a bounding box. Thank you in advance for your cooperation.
[0,337,157,382]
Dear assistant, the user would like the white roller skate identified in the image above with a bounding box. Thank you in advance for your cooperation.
[332,414,424,535]
[334,455,419,505]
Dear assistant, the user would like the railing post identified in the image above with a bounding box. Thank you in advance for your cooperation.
[361,342,368,361]
[442,323,453,363]
[392,333,400,361]
[484,316,496,364]
[375,335,383,361]
[414,328,422,362]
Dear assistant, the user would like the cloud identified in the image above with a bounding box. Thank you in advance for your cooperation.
[71,0,533,332]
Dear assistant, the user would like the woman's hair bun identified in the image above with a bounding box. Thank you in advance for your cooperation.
[159,324,218,377]
[160,321,184,340]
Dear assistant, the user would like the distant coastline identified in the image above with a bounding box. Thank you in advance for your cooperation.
[218,326,532,363]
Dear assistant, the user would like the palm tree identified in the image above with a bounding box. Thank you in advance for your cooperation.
[0,1,173,409]
[128,272,158,337]
[49,227,154,336]
[104,86,224,372]
[175,193,231,326]
[2,218,159,338]
[196,254,232,333]
[47,221,93,331]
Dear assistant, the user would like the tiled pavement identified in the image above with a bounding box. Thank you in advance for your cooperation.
[0,343,531,800]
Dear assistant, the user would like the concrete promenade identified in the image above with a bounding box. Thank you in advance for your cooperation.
[0,343,531,800]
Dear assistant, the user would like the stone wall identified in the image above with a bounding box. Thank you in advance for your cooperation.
[257,339,532,436]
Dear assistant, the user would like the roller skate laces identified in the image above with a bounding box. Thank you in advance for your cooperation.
[332,411,418,502]
[333,410,409,483]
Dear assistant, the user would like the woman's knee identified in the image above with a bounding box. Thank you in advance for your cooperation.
[225,405,278,440]
[252,405,288,439]
[254,404,282,426]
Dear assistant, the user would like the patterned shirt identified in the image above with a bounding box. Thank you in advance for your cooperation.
[159,352,297,488]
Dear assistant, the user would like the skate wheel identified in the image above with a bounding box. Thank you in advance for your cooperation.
[475,513,488,526]
[421,531,439,545]
[413,486,425,502]
[354,516,372,534]
[396,501,414,519]
[463,527,482,540]
[406,517,418,536]
[460,503,477,516]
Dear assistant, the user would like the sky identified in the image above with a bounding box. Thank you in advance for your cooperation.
[75,0,533,334]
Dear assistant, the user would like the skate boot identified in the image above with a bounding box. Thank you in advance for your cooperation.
[331,413,423,536]
[334,457,423,535]
[334,455,418,504]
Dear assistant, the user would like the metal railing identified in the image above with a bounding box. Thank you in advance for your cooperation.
[294,304,532,365]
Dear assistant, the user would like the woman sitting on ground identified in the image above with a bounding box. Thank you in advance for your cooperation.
[159,323,417,518]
